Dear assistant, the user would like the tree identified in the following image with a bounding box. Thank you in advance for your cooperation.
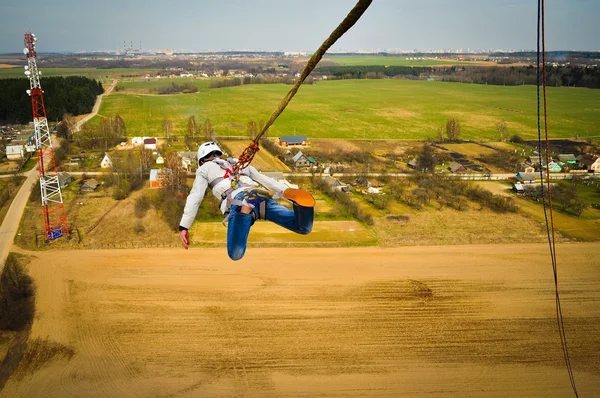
[445,118,461,141]
[247,120,257,139]
[496,120,508,142]
[187,115,197,138]
[57,113,75,140]
[203,118,213,140]
[113,114,126,137]
[162,118,173,140]
[164,152,187,193]
[138,146,153,174]
[417,143,436,173]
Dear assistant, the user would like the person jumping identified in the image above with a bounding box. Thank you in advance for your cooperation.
[179,141,315,260]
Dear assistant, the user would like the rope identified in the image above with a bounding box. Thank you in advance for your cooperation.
[232,0,373,175]
[536,1,579,396]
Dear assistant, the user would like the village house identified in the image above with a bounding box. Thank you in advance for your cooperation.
[448,161,467,173]
[407,158,418,169]
[517,163,535,173]
[279,136,308,147]
[578,153,600,173]
[81,179,100,192]
[57,172,72,188]
[6,145,24,160]
[178,151,197,171]
[544,160,562,173]
[292,151,316,169]
[515,171,540,183]
[149,169,171,189]
[557,154,578,165]
[527,154,544,166]
[322,175,351,192]
[144,138,157,150]
[100,153,113,169]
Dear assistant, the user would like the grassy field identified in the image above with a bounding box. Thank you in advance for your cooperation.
[94,79,600,141]
[516,198,600,241]
[322,55,474,66]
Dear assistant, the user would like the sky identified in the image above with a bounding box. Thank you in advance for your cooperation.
[1,0,599,53]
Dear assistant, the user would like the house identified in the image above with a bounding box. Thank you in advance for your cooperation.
[131,137,145,146]
[144,138,157,150]
[545,161,562,173]
[100,153,113,169]
[512,182,525,193]
[149,169,171,189]
[448,161,467,173]
[6,145,24,160]
[57,172,72,188]
[322,175,351,192]
[518,163,535,173]
[516,172,540,183]
[558,154,577,165]
[407,158,418,169]
[156,155,164,165]
[179,151,198,171]
[81,179,100,192]
[578,154,600,173]
[279,136,308,147]
[527,154,544,166]
[292,151,313,169]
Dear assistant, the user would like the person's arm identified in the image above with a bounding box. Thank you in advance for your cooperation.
[245,165,288,193]
[179,168,209,248]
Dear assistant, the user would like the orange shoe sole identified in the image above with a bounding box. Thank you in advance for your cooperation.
[282,188,315,207]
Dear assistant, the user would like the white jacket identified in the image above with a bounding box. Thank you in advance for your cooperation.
[179,158,287,230]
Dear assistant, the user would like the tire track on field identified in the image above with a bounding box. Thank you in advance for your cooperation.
[59,281,152,398]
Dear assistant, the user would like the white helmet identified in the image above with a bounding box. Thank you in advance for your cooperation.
[197,141,223,162]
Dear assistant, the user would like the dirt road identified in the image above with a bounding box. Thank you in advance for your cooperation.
[2,243,600,397]
[0,168,38,267]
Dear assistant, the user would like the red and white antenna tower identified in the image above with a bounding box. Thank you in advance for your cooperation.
[23,32,69,240]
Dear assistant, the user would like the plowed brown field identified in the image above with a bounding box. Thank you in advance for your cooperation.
[2,243,600,397]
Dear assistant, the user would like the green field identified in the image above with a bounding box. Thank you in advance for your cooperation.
[0,67,158,81]
[322,55,473,66]
[94,79,600,141]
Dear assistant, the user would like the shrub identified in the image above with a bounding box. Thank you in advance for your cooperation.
[509,134,524,143]
[113,179,131,200]
[134,194,152,218]
[133,221,145,234]
[0,254,35,331]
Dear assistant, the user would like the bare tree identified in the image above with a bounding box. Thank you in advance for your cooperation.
[496,120,508,142]
[164,152,187,193]
[445,118,462,141]
[113,114,126,137]
[247,120,257,139]
[203,118,213,140]
[162,118,173,140]
[187,115,197,138]
[138,146,153,174]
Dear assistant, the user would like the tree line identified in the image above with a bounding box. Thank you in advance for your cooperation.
[312,64,600,88]
[0,76,104,123]
[439,65,600,88]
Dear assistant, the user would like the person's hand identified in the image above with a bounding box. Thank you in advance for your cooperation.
[179,229,190,249]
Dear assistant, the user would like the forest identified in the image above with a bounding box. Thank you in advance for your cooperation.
[0,76,103,123]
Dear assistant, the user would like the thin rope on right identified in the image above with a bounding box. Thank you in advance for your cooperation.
[536,0,579,396]
[232,0,373,174]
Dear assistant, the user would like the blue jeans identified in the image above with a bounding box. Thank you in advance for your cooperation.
[227,192,314,261]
